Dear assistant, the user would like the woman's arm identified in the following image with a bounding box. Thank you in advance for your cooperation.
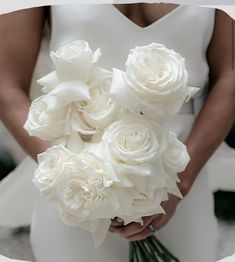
[179,9,235,196]
[110,9,235,240]
[0,7,50,161]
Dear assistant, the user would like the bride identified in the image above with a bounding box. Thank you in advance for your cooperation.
[0,3,235,262]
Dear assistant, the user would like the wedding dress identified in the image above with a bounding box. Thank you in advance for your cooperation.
[29,4,219,262]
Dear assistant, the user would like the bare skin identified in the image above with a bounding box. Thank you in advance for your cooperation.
[0,8,50,160]
[113,3,179,28]
[0,4,234,241]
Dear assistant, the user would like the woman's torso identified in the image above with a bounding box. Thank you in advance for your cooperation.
[30,6,219,262]
[46,4,215,140]
[50,4,215,92]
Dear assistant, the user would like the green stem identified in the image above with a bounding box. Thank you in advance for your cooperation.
[129,242,134,262]
[130,236,180,262]
[146,237,165,256]
[141,240,159,260]
[155,237,180,262]
[132,244,138,262]
[133,241,145,262]
[147,237,171,262]
[151,236,180,262]
[135,240,157,261]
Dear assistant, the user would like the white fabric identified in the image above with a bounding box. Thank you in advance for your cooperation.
[218,254,235,262]
[30,4,219,262]
[208,142,235,192]
[0,157,37,227]
[0,255,29,262]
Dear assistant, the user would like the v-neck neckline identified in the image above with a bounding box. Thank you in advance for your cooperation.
[109,4,184,31]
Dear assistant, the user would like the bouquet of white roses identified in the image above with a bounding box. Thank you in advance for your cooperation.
[24,40,198,261]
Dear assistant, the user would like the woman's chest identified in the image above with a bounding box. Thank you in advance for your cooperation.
[50,4,215,89]
[113,3,179,28]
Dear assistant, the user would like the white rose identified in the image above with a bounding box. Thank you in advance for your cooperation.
[24,95,67,141]
[24,95,84,152]
[39,68,119,140]
[26,72,119,145]
[120,189,168,225]
[103,114,167,165]
[110,43,199,122]
[50,40,101,82]
[69,68,120,137]
[33,41,119,140]
[36,40,101,94]
[56,152,120,220]
[163,132,190,174]
[102,114,169,191]
[33,145,72,200]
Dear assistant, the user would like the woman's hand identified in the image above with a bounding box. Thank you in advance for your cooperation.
[109,194,181,241]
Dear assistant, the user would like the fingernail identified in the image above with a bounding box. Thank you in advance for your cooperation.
[117,218,124,223]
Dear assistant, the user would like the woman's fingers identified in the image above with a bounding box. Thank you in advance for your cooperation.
[121,215,162,241]
[110,215,162,238]
[126,226,153,241]
[125,215,163,241]
[110,221,145,237]
[154,214,169,230]
[109,217,124,229]
[111,194,180,235]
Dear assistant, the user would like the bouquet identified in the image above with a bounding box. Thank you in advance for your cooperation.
[24,40,199,261]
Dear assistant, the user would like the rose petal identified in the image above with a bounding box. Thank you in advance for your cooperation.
[37,71,59,93]
[92,219,111,248]
[185,86,200,102]
[110,68,141,112]
[43,81,90,111]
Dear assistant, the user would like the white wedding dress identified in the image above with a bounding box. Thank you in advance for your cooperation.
[29,4,219,262]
